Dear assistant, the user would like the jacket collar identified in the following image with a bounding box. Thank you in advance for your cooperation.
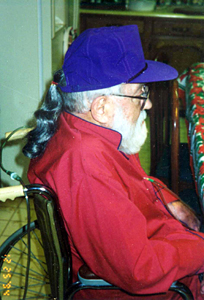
[63,110,122,150]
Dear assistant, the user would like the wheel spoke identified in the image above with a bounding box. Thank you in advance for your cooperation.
[0,222,51,299]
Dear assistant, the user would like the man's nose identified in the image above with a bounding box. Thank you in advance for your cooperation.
[144,98,152,110]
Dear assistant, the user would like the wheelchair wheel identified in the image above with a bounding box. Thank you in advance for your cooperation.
[0,220,51,299]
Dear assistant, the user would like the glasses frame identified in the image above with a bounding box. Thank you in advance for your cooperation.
[110,85,150,111]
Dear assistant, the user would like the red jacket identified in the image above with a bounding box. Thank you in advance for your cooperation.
[28,111,204,299]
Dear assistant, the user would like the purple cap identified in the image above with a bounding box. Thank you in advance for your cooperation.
[59,25,178,93]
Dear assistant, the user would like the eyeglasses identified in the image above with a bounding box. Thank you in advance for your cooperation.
[110,85,150,111]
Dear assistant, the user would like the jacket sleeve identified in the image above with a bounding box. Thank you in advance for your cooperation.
[66,151,204,296]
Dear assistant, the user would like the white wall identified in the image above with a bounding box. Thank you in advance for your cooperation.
[0,0,78,187]
[0,0,52,186]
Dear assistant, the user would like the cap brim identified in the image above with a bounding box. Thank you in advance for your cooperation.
[130,60,178,83]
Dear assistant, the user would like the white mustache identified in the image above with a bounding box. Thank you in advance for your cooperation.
[137,110,147,125]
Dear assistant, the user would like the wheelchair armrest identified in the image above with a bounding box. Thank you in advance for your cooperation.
[170,281,194,299]
[78,264,112,287]
[78,265,194,299]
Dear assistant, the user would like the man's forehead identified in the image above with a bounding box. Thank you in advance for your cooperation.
[122,83,143,93]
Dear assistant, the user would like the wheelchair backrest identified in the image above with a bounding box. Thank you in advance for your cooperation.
[27,184,72,300]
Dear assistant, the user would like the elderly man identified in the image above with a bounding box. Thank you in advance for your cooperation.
[24,25,204,299]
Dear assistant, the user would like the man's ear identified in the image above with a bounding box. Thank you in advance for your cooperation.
[90,96,110,124]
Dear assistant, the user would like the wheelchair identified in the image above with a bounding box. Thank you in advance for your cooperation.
[0,129,194,299]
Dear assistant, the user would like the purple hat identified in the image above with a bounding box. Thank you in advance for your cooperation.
[59,25,178,93]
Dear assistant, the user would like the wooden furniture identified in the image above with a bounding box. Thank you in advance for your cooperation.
[80,8,204,178]
[80,8,204,73]
[149,79,193,196]
[171,80,180,195]
[149,80,172,178]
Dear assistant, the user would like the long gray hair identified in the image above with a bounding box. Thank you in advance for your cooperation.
[23,69,122,158]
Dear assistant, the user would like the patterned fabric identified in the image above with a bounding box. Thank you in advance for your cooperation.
[177,63,204,206]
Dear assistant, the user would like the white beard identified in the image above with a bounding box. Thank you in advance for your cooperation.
[112,108,148,155]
